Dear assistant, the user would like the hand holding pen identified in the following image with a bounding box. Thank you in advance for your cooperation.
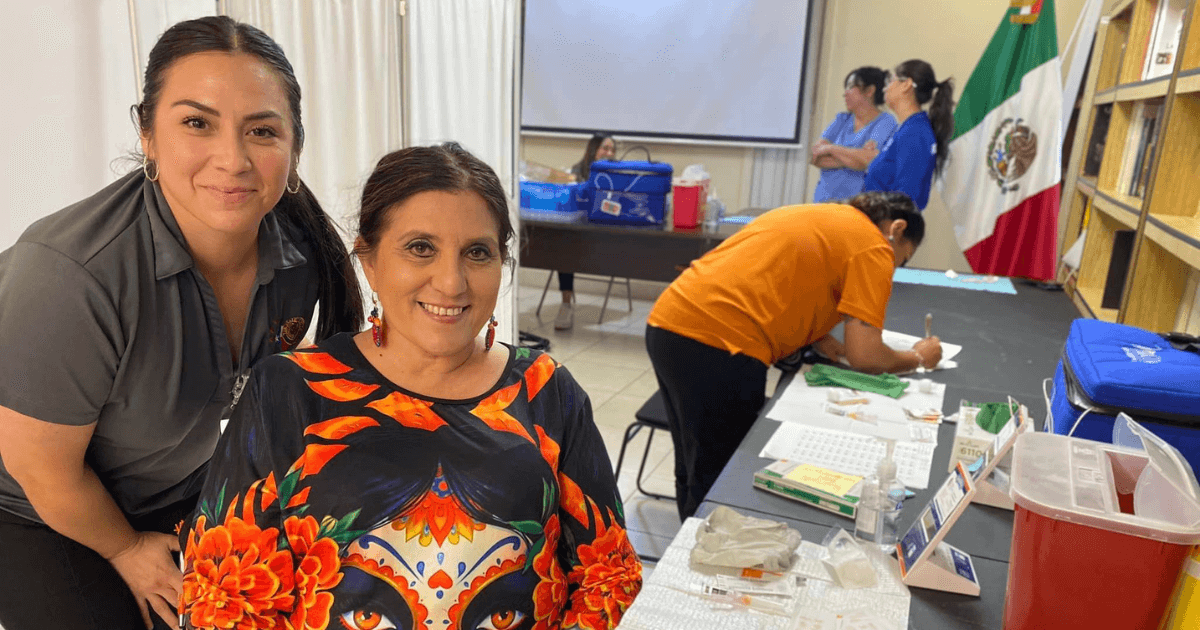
[913,312,943,371]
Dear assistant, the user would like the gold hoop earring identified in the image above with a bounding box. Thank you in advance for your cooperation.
[286,173,301,195]
[142,157,159,182]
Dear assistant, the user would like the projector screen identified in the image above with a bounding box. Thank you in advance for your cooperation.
[521,0,813,146]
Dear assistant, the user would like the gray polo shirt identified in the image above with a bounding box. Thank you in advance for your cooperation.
[0,171,319,523]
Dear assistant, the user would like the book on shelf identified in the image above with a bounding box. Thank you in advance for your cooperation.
[1101,229,1137,310]
[752,460,862,518]
[1082,104,1111,178]
[1142,0,1188,81]
[1125,101,1162,198]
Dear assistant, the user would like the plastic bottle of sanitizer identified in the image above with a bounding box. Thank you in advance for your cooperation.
[855,438,905,553]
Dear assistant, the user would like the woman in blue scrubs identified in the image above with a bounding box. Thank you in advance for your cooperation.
[812,67,897,202]
[864,59,955,210]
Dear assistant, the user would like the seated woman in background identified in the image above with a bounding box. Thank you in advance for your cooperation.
[179,143,641,630]
[812,67,897,202]
[646,191,943,519]
[863,59,955,210]
[553,132,616,330]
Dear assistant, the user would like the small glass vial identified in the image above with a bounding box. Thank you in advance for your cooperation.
[854,476,880,544]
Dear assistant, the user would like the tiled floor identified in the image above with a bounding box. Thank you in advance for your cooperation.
[514,273,783,565]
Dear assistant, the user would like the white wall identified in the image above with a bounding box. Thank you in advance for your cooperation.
[0,0,144,250]
[522,0,1093,274]
[808,0,1090,272]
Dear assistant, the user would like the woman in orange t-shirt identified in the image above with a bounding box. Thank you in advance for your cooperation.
[645,191,942,519]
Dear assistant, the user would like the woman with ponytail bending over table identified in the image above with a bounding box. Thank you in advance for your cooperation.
[646,192,943,520]
[864,59,955,210]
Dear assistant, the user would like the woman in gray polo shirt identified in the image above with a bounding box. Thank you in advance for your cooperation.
[0,17,362,630]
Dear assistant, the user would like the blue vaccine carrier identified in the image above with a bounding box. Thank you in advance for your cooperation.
[576,160,673,226]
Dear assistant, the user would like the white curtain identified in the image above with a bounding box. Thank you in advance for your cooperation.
[407,0,522,344]
[224,0,403,339]
[224,0,403,234]
[749,147,809,208]
[129,0,218,89]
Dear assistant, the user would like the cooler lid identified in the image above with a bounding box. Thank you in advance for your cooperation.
[1063,319,1200,419]
[1010,431,1200,544]
[590,160,673,175]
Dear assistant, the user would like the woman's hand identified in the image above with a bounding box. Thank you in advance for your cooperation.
[108,531,183,630]
[913,336,943,369]
[862,139,879,159]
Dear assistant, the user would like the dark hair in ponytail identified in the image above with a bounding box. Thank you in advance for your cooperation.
[895,59,955,177]
[846,191,925,246]
[275,180,363,339]
[134,16,362,339]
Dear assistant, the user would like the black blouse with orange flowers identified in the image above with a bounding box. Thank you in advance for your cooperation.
[178,333,642,630]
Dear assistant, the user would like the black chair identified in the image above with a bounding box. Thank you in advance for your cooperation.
[614,390,675,502]
[535,270,633,324]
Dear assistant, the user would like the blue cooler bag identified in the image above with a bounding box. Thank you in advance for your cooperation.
[576,160,672,226]
[1050,319,1200,470]
[519,181,584,222]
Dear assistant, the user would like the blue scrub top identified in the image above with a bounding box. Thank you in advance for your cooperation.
[813,111,897,203]
[863,111,937,210]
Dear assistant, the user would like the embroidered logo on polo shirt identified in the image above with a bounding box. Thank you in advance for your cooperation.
[276,316,307,351]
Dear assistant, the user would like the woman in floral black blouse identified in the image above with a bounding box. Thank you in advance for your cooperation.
[179,143,641,630]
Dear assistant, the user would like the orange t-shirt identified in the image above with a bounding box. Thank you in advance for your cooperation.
[647,204,895,365]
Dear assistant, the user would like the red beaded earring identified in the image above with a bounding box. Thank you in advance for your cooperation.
[485,315,498,352]
[368,292,384,348]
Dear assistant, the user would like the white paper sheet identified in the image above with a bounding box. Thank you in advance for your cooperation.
[831,330,963,372]
[766,366,946,440]
[761,422,938,489]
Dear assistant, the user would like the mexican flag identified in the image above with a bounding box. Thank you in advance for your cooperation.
[941,0,1061,281]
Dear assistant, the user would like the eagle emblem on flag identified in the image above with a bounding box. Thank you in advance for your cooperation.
[986,117,1039,193]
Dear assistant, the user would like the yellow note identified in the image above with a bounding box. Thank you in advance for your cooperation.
[783,463,863,497]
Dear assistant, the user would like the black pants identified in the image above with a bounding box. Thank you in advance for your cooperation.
[558,271,574,293]
[0,496,197,630]
[645,325,767,519]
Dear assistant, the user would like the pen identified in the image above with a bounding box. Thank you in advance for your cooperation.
[925,313,933,338]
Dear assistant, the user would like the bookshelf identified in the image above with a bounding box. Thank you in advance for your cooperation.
[1059,0,1200,335]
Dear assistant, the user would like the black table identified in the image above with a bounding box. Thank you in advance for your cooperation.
[698,280,1080,629]
[518,217,736,282]
[877,280,1080,417]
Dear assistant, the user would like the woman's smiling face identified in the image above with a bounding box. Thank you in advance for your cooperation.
[359,190,503,359]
